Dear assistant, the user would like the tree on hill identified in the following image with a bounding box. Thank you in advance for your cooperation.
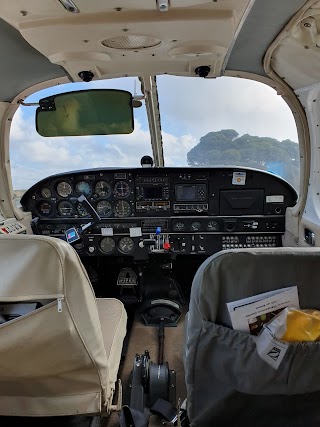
[187,129,300,190]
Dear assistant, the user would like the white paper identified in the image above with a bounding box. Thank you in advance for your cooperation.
[266,195,284,203]
[232,171,246,185]
[129,227,142,237]
[227,286,299,334]
[256,326,289,370]
[101,227,113,236]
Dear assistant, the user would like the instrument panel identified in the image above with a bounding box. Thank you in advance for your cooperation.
[33,171,135,220]
[21,167,298,259]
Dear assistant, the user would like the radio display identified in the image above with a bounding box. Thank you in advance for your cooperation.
[176,185,197,201]
[144,187,163,199]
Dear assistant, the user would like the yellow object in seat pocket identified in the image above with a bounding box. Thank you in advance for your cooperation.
[281,309,320,342]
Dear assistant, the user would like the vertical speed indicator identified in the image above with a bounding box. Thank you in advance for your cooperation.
[114,200,131,217]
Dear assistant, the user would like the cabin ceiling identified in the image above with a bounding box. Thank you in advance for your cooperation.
[0,0,311,102]
[271,1,320,90]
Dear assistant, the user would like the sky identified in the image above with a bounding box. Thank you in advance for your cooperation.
[10,75,299,190]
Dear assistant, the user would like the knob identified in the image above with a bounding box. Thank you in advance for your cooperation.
[88,245,96,254]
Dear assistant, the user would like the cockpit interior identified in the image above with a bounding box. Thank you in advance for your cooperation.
[1,1,320,426]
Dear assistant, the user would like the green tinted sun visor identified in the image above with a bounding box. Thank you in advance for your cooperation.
[36,89,134,137]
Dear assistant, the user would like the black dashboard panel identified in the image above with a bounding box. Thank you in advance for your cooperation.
[21,167,297,260]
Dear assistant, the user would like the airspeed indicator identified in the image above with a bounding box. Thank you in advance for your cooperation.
[57,182,72,198]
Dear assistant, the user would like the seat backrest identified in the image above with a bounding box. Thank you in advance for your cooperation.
[0,234,110,416]
[185,248,320,426]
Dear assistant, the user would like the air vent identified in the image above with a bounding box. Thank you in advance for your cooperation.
[102,35,161,50]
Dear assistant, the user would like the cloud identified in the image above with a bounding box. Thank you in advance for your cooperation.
[162,133,197,166]
[157,75,299,142]
[10,106,154,189]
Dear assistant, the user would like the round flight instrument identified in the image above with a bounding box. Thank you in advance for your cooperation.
[40,187,52,199]
[190,221,202,232]
[114,181,130,198]
[57,201,73,216]
[56,181,72,198]
[114,200,131,217]
[207,221,219,231]
[96,200,112,217]
[173,222,185,231]
[95,181,111,197]
[38,201,53,216]
[76,203,88,217]
[118,237,134,254]
[75,181,91,197]
[100,237,116,254]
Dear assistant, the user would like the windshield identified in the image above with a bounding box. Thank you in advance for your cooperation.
[10,77,152,192]
[10,75,299,202]
[158,75,299,190]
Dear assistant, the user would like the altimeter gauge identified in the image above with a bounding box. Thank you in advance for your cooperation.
[95,181,111,197]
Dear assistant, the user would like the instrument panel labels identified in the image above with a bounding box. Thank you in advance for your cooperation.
[101,227,113,236]
[129,227,142,237]
[232,171,246,185]
[266,195,284,203]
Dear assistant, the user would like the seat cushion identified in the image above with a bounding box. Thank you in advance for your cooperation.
[96,298,127,399]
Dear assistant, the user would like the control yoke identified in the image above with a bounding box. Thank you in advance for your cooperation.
[77,195,101,222]
[64,195,100,244]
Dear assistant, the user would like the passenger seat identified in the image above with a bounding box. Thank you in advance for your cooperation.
[0,234,126,417]
[185,247,320,426]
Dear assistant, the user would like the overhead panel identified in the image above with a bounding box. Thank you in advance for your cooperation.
[0,18,66,102]
[225,0,306,77]
[271,1,320,90]
[0,0,252,82]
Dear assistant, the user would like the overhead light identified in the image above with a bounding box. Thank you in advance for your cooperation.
[57,0,80,13]
[102,35,161,50]
[157,0,169,12]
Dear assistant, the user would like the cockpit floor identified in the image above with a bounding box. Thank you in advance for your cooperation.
[106,311,187,427]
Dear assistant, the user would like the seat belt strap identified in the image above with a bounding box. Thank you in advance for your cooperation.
[119,405,149,427]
